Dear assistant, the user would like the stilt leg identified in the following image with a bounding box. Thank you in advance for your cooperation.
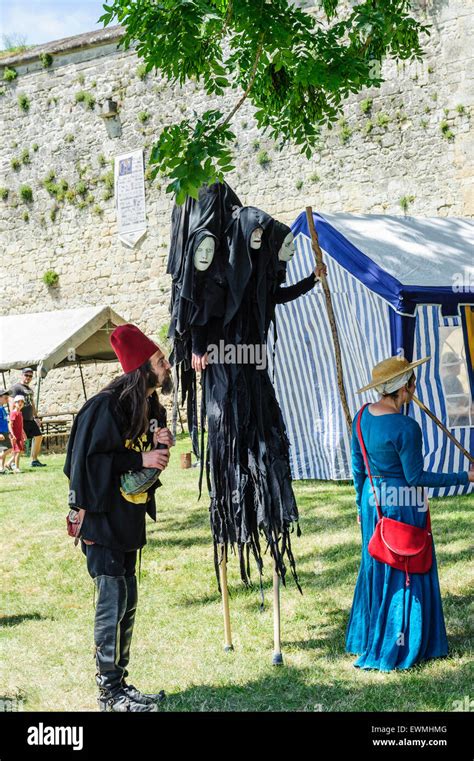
[219,546,233,652]
[272,563,283,666]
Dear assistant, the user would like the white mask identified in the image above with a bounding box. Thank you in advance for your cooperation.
[193,236,215,271]
[278,232,295,262]
[250,227,264,250]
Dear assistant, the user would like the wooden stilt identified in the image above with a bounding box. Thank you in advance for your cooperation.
[219,546,234,652]
[272,563,283,665]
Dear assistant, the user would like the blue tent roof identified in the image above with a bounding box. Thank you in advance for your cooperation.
[292,212,474,316]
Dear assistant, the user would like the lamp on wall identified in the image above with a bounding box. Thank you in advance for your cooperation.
[100,98,122,138]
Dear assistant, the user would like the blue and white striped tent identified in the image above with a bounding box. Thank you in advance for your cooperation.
[268,212,474,498]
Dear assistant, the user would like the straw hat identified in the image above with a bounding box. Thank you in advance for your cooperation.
[356,355,430,394]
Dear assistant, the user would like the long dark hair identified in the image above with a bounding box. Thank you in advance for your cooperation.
[101,359,159,441]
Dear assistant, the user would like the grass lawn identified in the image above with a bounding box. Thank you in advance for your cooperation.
[0,438,472,712]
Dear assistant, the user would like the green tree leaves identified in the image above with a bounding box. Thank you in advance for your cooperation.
[100,0,429,202]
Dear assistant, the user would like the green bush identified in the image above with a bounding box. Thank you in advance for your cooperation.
[376,112,390,128]
[138,111,150,123]
[98,153,107,167]
[65,134,75,143]
[11,157,21,171]
[440,120,454,140]
[17,93,30,112]
[363,120,374,135]
[75,181,88,197]
[257,150,271,168]
[399,195,415,213]
[22,210,29,222]
[75,90,95,109]
[360,98,372,114]
[338,118,352,144]
[295,179,303,190]
[3,67,17,82]
[20,149,30,165]
[43,269,59,286]
[32,143,39,152]
[19,184,33,202]
[40,52,53,68]
[137,63,148,80]
[0,187,9,201]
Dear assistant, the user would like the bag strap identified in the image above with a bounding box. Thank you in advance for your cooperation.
[356,403,383,521]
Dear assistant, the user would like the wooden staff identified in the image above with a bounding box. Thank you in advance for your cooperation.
[272,562,283,665]
[305,207,352,433]
[412,394,474,464]
[219,545,234,652]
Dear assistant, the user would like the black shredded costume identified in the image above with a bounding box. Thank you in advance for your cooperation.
[167,187,317,591]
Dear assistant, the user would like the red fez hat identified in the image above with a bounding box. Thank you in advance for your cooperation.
[110,324,160,374]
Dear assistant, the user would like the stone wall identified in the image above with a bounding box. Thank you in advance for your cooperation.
[0,0,472,414]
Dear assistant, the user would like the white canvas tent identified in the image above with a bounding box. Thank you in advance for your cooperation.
[268,212,474,499]
[0,305,127,403]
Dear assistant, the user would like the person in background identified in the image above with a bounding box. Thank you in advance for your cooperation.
[0,389,12,474]
[7,395,26,473]
[9,367,46,467]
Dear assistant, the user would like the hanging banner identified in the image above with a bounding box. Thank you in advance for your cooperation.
[115,149,147,248]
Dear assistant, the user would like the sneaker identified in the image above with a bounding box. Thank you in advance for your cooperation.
[122,682,166,706]
[31,460,47,467]
[98,687,158,713]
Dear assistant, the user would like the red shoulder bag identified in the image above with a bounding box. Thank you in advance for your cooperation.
[356,403,433,586]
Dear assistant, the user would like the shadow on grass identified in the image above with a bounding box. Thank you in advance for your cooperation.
[157,662,466,712]
[0,612,50,627]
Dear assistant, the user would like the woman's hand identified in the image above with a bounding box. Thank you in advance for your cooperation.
[192,352,209,372]
[314,263,328,280]
[153,427,174,448]
[142,449,170,471]
[468,469,474,483]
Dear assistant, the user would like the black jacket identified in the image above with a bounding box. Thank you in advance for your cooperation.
[64,390,164,551]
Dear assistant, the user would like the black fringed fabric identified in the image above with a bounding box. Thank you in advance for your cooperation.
[166,185,314,594]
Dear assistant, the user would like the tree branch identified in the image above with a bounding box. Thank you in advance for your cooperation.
[218,33,265,130]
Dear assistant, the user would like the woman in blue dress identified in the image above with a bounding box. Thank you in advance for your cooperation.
[346,356,472,672]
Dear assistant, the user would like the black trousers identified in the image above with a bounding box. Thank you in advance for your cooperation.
[81,541,138,693]
[81,541,137,578]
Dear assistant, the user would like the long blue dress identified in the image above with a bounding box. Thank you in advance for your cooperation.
[345,406,469,672]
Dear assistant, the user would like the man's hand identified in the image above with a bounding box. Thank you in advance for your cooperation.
[0,434,4,441]
[153,427,175,448]
[192,352,209,372]
[142,449,170,471]
[314,263,328,280]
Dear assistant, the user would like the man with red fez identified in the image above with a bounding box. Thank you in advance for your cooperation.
[64,324,174,712]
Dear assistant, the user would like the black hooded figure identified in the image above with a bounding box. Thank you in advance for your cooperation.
[194,206,319,591]
[167,182,241,454]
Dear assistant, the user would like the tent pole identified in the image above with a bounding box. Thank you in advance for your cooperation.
[35,375,41,411]
[1,371,6,389]
[305,207,352,433]
[79,364,88,401]
[412,395,473,464]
